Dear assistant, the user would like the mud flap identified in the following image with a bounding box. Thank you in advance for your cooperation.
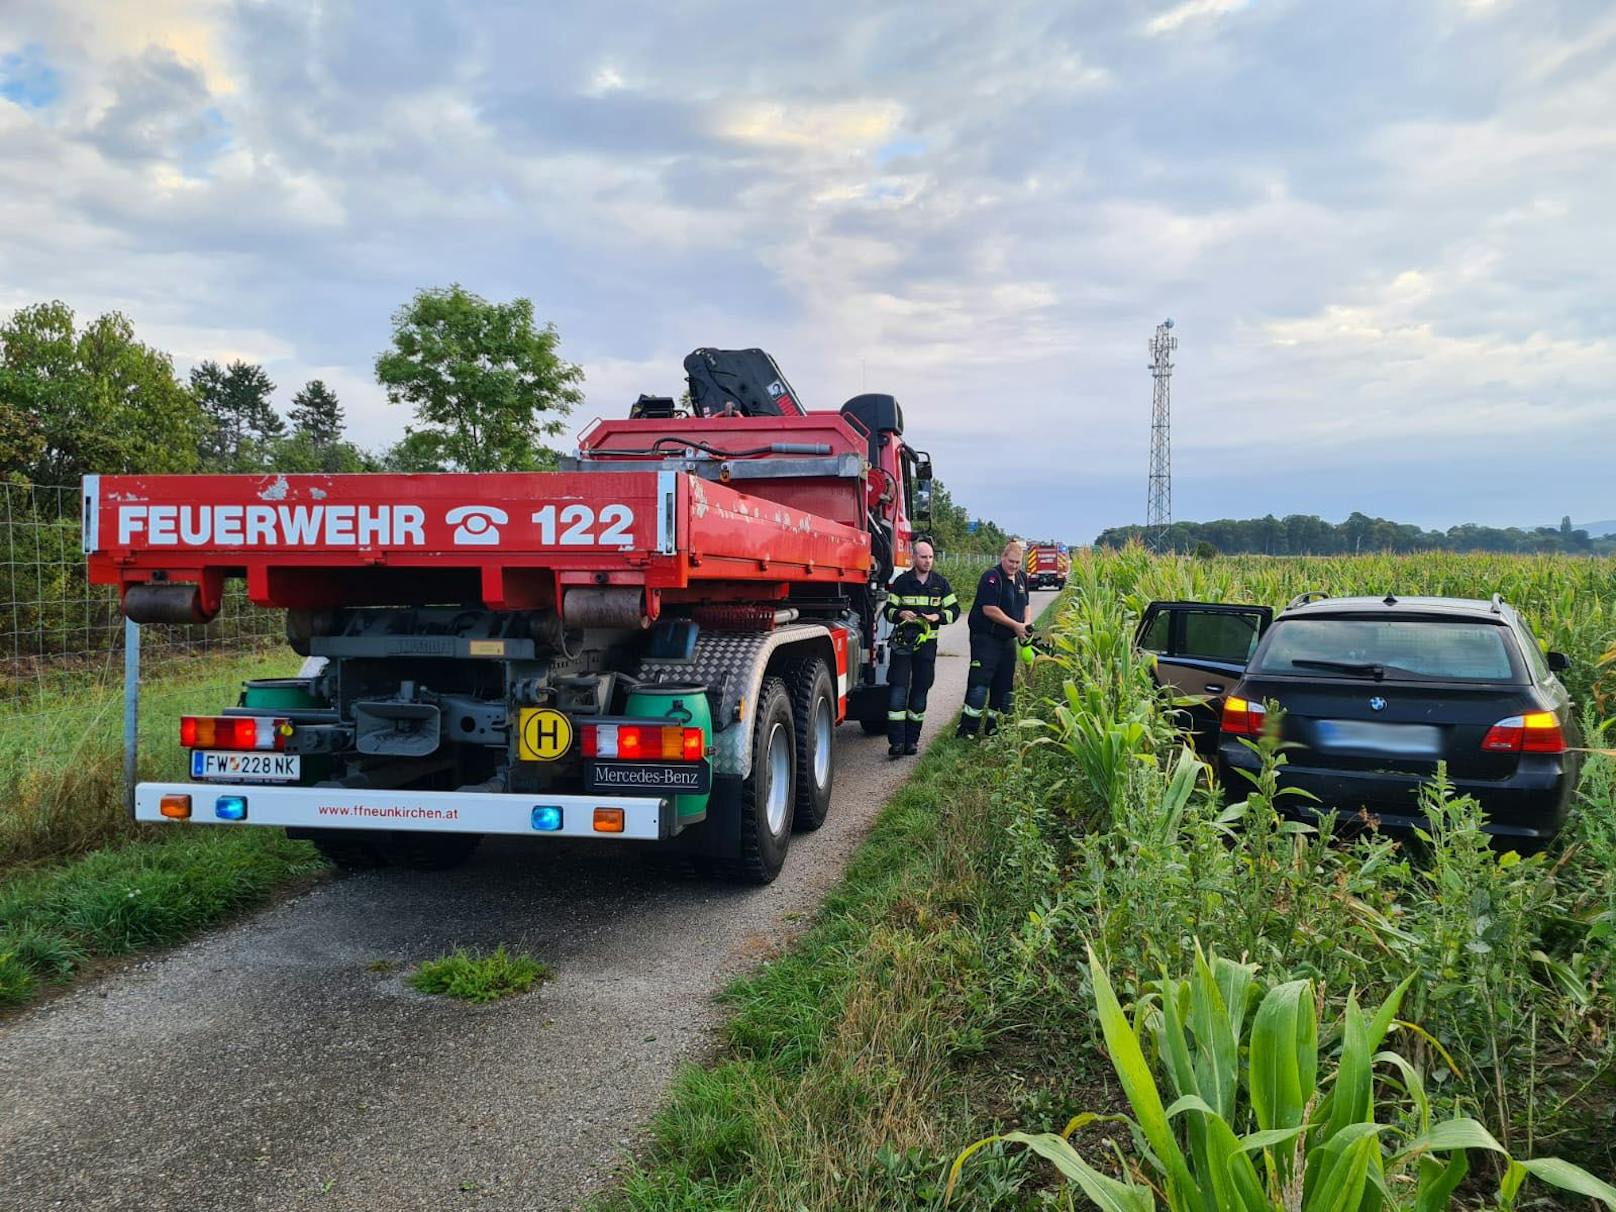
[667,774,742,858]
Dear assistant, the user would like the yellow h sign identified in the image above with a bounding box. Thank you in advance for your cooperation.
[518,709,573,761]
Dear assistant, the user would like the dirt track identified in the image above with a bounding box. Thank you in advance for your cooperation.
[0,593,1054,1211]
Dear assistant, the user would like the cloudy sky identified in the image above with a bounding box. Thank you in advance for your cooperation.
[2,0,1613,540]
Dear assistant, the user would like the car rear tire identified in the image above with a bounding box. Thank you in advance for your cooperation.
[705,676,793,883]
[786,657,835,832]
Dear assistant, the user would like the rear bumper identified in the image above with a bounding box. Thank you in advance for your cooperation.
[1217,748,1574,842]
[135,782,673,841]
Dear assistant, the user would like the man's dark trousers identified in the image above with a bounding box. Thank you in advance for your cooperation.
[958,633,1016,736]
[886,644,937,747]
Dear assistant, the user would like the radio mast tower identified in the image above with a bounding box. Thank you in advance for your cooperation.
[1146,318,1177,550]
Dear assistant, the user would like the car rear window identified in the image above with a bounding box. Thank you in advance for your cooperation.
[1252,619,1519,682]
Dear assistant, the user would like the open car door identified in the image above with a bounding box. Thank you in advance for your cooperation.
[1136,601,1274,749]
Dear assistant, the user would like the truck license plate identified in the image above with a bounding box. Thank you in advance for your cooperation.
[191,751,301,782]
[587,760,711,796]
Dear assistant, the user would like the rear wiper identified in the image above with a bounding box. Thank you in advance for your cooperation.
[1289,658,1385,680]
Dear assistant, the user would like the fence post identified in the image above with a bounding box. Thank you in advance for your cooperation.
[124,616,140,817]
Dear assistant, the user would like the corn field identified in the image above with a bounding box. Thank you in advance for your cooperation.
[1080,547,1616,721]
[992,546,1616,1187]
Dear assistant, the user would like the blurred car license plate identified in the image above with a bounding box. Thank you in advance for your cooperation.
[191,751,301,782]
[1314,721,1440,755]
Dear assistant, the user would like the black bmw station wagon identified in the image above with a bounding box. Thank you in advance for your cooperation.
[1137,593,1583,848]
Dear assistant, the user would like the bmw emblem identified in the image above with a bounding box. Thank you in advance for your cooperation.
[1369,696,1387,712]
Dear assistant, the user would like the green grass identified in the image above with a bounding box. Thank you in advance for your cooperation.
[0,826,324,1009]
[408,945,550,1003]
[0,645,327,1012]
[0,645,301,868]
[599,734,1027,1211]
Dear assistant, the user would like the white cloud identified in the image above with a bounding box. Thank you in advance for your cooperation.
[587,64,627,96]
[717,99,904,152]
[2,0,1613,536]
[1144,0,1249,37]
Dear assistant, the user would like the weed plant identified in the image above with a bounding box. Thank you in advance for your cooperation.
[408,945,550,1003]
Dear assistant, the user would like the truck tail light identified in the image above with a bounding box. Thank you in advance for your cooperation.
[1481,712,1566,754]
[179,715,290,751]
[159,793,192,819]
[1220,696,1266,737]
[581,724,705,761]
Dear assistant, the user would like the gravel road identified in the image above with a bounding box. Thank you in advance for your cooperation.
[1,593,1054,1211]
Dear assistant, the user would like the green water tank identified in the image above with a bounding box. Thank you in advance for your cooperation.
[240,679,327,783]
[623,683,713,821]
[240,678,323,709]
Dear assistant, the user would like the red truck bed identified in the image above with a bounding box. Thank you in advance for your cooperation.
[83,468,871,620]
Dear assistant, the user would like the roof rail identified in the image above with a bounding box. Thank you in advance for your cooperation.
[1490,592,1506,614]
[1287,591,1330,609]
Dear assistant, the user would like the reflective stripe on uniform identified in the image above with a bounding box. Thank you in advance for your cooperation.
[906,710,925,722]
[887,710,907,721]
[961,704,983,717]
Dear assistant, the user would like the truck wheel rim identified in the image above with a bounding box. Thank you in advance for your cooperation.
[766,722,791,835]
[812,696,832,790]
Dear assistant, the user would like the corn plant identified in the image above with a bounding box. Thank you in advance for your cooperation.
[948,946,1616,1211]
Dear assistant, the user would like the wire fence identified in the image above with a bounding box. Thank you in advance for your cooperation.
[1,481,285,722]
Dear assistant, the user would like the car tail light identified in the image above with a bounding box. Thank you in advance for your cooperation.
[1481,712,1566,754]
[580,724,705,761]
[179,715,289,751]
[1220,696,1266,737]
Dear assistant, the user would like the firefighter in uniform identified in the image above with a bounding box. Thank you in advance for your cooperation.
[957,540,1032,738]
[882,539,960,757]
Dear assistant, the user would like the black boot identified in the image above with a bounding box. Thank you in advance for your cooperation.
[887,742,904,758]
[904,722,921,756]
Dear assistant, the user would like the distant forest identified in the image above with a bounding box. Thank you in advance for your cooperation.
[1096,513,1616,557]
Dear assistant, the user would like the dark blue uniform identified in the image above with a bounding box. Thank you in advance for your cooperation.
[883,568,960,754]
[958,562,1030,737]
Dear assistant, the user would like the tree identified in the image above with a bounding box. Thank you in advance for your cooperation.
[374,284,583,472]
[191,359,283,470]
[289,379,344,447]
[0,300,206,483]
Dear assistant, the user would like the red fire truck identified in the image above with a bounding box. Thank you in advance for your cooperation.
[1025,542,1069,590]
[84,349,932,883]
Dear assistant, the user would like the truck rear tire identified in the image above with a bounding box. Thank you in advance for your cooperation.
[384,831,483,872]
[787,657,835,832]
[302,829,483,872]
[304,829,387,872]
[705,676,793,884]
